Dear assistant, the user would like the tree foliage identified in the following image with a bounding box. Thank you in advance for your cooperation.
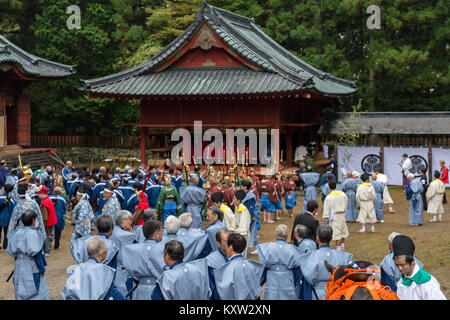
[1,0,448,136]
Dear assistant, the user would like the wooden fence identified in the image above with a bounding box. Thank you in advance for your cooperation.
[31,135,141,148]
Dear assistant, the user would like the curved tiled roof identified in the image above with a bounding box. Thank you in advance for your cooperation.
[82,2,357,97]
[0,35,74,79]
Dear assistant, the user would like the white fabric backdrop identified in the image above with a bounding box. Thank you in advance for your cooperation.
[379,146,429,186]
[337,145,380,182]
[432,147,450,186]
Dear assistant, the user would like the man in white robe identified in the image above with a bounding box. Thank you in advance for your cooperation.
[426,170,445,222]
[356,173,377,233]
[211,192,235,232]
[376,171,395,213]
[323,180,348,251]
[393,235,446,300]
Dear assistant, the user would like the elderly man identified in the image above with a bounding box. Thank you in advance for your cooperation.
[376,170,395,214]
[393,235,446,300]
[371,173,386,223]
[202,206,226,256]
[213,233,265,300]
[110,210,137,296]
[427,170,445,222]
[151,240,210,300]
[101,184,121,218]
[233,190,251,257]
[72,214,119,269]
[290,200,319,246]
[356,173,377,233]
[62,237,125,300]
[294,224,317,254]
[61,161,73,193]
[179,175,207,229]
[70,182,95,257]
[162,215,181,243]
[400,154,412,192]
[205,229,230,299]
[134,209,157,243]
[257,224,302,300]
[176,212,208,262]
[323,180,348,251]
[121,220,166,300]
[7,210,50,300]
[342,171,358,222]
[297,225,353,300]
[380,232,424,293]
[299,167,320,213]
[406,173,424,226]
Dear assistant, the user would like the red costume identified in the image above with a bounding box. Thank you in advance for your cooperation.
[135,192,149,225]
[260,178,277,203]
[440,166,449,184]
[39,193,57,227]
[284,179,297,192]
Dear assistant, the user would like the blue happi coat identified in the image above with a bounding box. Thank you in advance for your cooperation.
[242,190,258,248]
[153,258,211,300]
[146,184,162,209]
[205,220,226,253]
[176,227,209,262]
[300,172,320,213]
[342,178,358,222]
[205,248,229,300]
[49,194,67,230]
[118,185,135,205]
[214,254,265,300]
[71,233,119,269]
[62,257,125,300]
[406,178,424,225]
[120,239,166,300]
[380,251,424,293]
[297,245,353,300]
[70,198,95,258]
[285,191,297,210]
[371,180,385,221]
[92,182,106,206]
[179,186,206,229]
[0,193,15,227]
[110,225,138,297]
[126,193,139,214]
[7,227,50,300]
[101,195,121,218]
[296,238,317,255]
[257,239,302,300]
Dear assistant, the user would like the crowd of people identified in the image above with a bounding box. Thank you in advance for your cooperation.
[0,156,447,300]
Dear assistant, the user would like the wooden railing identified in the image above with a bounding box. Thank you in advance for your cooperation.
[31,135,141,148]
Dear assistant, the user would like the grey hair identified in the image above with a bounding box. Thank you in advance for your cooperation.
[294,224,309,239]
[53,186,63,194]
[143,208,156,222]
[87,237,107,257]
[407,173,415,179]
[317,225,333,243]
[115,210,132,226]
[164,215,181,234]
[388,232,402,243]
[190,175,199,186]
[276,224,289,238]
[179,212,193,228]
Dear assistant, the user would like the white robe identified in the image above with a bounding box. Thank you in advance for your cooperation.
[323,191,348,240]
[376,173,394,204]
[220,204,236,232]
[396,264,446,300]
[356,183,377,224]
[426,179,445,214]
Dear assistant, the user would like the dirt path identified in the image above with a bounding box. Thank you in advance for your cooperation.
[0,187,448,300]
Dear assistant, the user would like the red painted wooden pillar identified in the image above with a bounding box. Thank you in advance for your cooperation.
[0,92,5,148]
[140,126,146,165]
[286,128,293,167]
[273,101,280,170]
